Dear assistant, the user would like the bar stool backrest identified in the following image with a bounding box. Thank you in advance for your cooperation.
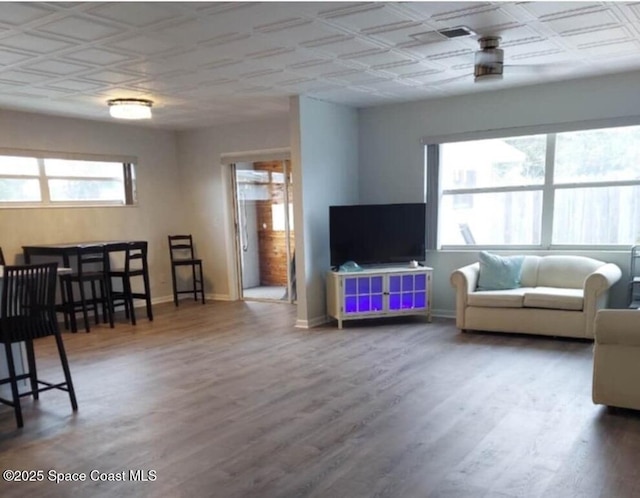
[0,262,58,343]
[75,245,107,276]
[124,241,147,273]
[168,235,196,262]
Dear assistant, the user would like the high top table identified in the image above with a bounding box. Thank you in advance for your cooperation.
[23,241,151,332]
[23,240,146,266]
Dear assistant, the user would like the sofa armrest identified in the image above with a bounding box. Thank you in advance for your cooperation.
[595,309,640,346]
[585,263,622,296]
[450,262,480,329]
[584,263,622,338]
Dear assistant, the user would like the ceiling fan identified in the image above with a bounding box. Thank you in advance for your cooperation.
[429,35,574,86]
[473,36,505,82]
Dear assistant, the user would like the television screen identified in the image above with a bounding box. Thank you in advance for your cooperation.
[329,203,426,267]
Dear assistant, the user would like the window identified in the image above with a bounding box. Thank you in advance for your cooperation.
[435,124,640,248]
[0,154,136,207]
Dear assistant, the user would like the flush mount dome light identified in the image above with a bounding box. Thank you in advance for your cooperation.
[108,98,153,119]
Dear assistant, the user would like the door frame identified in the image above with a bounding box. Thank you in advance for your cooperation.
[220,148,292,303]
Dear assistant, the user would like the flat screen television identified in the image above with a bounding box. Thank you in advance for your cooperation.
[329,203,426,267]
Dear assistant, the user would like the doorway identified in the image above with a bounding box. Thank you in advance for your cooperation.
[232,160,295,303]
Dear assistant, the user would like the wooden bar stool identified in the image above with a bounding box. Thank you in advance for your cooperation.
[0,262,78,428]
[59,245,114,333]
[168,235,205,306]
[109,241,153,325]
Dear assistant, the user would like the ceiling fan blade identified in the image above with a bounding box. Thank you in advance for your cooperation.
[504,62,581,76]
[425,73,471,86]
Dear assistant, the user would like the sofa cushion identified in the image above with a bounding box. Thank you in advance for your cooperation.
[523,287,584,311]
[468,288,531,308]
[536,256,604,289]
[519,256,541,287]
[477,251,525,291]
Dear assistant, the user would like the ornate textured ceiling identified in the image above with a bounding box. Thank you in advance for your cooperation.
[1,2,639,129]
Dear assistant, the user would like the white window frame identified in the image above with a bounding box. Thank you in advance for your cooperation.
[0,148,137,208]
[428,120,640,251]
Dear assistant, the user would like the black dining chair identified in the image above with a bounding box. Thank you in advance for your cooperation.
[0,247,5,265]
[59,245,114,333]
[0,262,78,428]
[168,235,205,306]
[109,241,153,325]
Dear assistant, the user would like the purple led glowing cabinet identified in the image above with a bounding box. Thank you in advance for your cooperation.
[326,267,433,329]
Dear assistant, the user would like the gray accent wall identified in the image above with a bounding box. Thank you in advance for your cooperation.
[290,96,359,327]
[359,70,640,316]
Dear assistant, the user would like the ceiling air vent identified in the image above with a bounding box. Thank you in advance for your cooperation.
[438,26,476,39]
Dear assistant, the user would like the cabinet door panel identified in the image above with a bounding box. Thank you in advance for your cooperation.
[345,296,357,313]
[389,293,401,310]
[358,277,370,294]
[371,294,383,311]
[389,275,401,292]
[371,276,383,293]
[415,273,426,291]
[401,292,414,309]
[402,275,414,291]
[358,295,371,312]
[345,278,357,295]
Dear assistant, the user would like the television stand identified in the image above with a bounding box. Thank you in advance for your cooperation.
[326,266,433,329]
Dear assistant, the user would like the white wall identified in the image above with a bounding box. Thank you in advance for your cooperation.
[291,96,359,327]
[0,109,183,302]
[176,118,290,299]
[359,70,640,315]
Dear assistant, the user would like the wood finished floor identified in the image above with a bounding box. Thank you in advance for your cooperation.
[1,301,639,498]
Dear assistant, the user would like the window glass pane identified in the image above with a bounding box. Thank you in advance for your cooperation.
[0,178,41,201]
[441,135,546,189]
[238,183,269,201]
[44,159,123,179]
[440,191,542,245]
[48,179,124,202]
[271,203,294,231]
[555,126,640,183]
[0,155,39,175]
[236,170,270,184]
[553,185,640,244]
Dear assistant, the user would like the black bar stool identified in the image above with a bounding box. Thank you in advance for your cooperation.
[0,262,78,428]
[59,245,114,333]
[109,241,153,325]
[168,235,205,306]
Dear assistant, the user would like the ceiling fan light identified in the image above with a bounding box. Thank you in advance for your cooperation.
[108,98,153,119]
[474,73,504,83]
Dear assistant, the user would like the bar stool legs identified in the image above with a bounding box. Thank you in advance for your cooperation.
[168,235,205,306]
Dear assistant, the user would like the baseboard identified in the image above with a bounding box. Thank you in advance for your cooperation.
[432,309,456,319]
[149,293,232,306]
[296,315,330,329]
[151,295,174,305]
[208,293,232,301]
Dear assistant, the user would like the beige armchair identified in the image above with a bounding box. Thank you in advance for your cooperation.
[593,309,640,410]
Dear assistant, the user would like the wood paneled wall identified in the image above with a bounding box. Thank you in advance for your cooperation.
[254,160,294,286]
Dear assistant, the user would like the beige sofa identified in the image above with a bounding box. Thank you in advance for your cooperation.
[593,310,640,410]
[450,255,621,339]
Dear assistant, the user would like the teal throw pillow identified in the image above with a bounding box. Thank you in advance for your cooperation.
[477,251,524,291]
